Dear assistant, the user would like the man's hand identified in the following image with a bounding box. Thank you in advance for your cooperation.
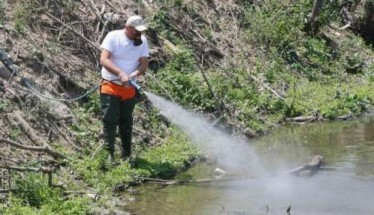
[118,72,130,86]
[129,70,139,81]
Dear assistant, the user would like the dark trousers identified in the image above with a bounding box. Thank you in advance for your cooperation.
[100,94,136,158]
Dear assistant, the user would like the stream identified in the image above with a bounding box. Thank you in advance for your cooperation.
[123,93,374,215]
[123,116,374,215]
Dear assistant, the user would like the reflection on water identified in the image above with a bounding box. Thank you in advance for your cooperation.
[124,117,374,215]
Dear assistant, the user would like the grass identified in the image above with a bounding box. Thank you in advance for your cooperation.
[72,126,202,192]
[0,174,90,215]
[286,77,373,119]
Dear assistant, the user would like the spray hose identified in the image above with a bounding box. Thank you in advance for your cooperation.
[22,78,143,102]
[2,47,144,102]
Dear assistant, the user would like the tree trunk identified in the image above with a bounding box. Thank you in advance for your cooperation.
[307,0,324,33]
[310,0,324,23]
[362,0,374,38]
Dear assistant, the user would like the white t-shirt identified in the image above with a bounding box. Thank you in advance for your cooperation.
[100,30,149,82]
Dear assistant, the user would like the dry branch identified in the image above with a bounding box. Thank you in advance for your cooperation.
[140,175,256,186]
[288,155,325,176]
[0,165,51,173]
[247,68,284,100]
[197,61,221,112]
[33,0,100,50]
[0,164,53,187]
[12,111,44,146]
[80,0,104,24]
[6,111,66,159]
[0,137,64,159]
[285,115,317,123]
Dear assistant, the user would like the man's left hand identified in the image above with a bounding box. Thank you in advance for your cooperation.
[129,71,139,81]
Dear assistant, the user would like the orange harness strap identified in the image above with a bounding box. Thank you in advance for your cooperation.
[100,80,136,100]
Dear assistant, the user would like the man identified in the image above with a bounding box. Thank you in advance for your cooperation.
[99,15,149,164]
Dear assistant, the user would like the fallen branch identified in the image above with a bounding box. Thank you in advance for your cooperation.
[0,137,65,160]
[32,0,100,50]
[0,165,53,187]
[140,175,255,186]
[285,115,317,123]
[81,0,104,24]
[0,153,19,163]
[0,189,10,193]
[247,68,284,100]
[63,191,100,201]
[339,23,351,30]
[11,111,66,159]
[197,60,222,113]
[288,155,325,176]
[0,165,52,173]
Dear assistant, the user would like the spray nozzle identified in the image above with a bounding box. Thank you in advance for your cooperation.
[129,79,142,91]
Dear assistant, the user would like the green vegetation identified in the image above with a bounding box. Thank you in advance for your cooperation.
[12,0,38,31]
[0,0,5,24]
[148,47,216,111]
[146,0,373,134]
[65,94,202,192]
[72,124,202,192]
[0,174,90,215]
[0,0,373,214]
[2,98,202,213]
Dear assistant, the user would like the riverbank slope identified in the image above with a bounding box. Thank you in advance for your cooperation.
[0,0,373,214]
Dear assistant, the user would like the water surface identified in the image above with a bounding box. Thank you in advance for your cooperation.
[124,116,374,215]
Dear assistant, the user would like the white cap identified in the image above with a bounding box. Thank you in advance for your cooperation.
[126,15,147,31]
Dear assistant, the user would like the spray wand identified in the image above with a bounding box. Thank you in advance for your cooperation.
[129,79,142,92]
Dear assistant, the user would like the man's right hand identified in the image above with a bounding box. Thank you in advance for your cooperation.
[118,72,130,86]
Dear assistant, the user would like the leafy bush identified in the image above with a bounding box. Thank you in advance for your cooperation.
[12,173,60,207]
[243,0,305,49]
[4,173,90,215]
[148,48,216,111]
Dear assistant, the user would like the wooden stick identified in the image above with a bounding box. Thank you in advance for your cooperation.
[81,0,104,24]
[0,189,10,193]
[197,59,220,111]
[0,165,52,173]
[0,165,54,187]
[247,68,284,99]
[0,137,65,159]
[11,111,66,159]
[140,175,256,186]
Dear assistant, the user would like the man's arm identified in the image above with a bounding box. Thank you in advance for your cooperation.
[100,49,129,84]
[130,57,149,78]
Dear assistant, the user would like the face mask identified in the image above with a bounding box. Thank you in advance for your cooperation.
[134,38,143,46]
